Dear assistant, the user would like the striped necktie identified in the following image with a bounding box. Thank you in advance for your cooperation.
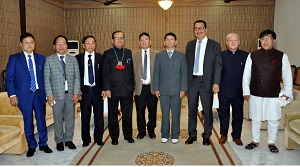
[28,55,36,92]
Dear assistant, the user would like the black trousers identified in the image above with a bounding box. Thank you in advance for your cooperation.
[218,94,244,139]
[80,87,104,144]
[108,94,133,140]
[134,85,158,135]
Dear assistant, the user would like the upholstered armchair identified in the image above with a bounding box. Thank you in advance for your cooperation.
[283,110,300,149]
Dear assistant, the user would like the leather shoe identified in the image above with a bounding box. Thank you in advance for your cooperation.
[126,138,135,143]
[56,142,64,151]
[97,141,104,146]
[185,136,197,144]
[203,137,210,145]
[219,136,227,144]
[149,133,156,139]
[137,133,145,139]
[82,142,90,147]
[65,141,77,149]
[233,138,243,146]
[26,148,35,157]
[112,139,118,145]
[39,145,53,153]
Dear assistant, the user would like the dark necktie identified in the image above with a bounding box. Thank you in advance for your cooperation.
[88,55,94,85]
[194,40,202,73]
[143,50,147,80]
[28,55,36,92]
[60,56,66,80]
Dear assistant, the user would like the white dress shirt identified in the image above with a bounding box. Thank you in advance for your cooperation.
[193,36,208,75]
[142,48,151,84]
[84,51,96,86]
[57,53,68,91]
[24,52,39,89]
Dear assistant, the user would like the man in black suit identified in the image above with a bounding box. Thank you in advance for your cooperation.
[76,35,105,147]
[218,33,248,146]
[185,20,222,145]
[103,31,135,145]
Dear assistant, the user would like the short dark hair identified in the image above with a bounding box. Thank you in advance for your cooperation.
[20,32,34,42]
[112,31,124,39]
[139,32,150,40]
[164,32,177,41]
[259,30,277,40]
[53,35,68,45]
[194,20,207,29]
[82,35,96,44]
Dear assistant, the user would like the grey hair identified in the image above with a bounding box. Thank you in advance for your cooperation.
[226,33,240,41]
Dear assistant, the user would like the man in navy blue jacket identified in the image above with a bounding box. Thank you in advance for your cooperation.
[218,33,248,146]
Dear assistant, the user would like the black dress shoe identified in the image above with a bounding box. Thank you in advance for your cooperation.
[185,136,197,144]
[82,142,90,147]
[149,133,156,139]
[126,138,135,143]
[96,141,104,146]
[137,133,145,139]
[65,141,77,149]
[57,142,64,151]
[112,139,118,145]
[39,145,53,153]
[26,148,36,157]
[203,137,210,145]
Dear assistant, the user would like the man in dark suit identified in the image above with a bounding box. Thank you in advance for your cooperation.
[153,32,188,144]
[103,31,135,145]
[218,33,248,146]
[185,20,222,145]
[132,32,158,140]
[6,32,53,157]
[76,35,105,147]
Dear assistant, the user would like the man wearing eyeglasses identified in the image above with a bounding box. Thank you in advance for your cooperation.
[185,20,222,145]
[44,35,80,151]
[243,30,293,153]
[6,32,53,157]
[102,31,135,145]
[76,35,105,147]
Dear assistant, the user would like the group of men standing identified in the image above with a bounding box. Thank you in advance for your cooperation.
[5,19,292,158]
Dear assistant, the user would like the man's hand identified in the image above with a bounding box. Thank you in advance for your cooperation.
[180,91,186,99]
[10,96,18,106]
[244,95,250,101]
[281,94,289,100]
[105,90,111,98]
[155,91,160,98]
[47,96,55,106]
[73,94,80,103]
[101,91,106,100]
[212,84,220,94]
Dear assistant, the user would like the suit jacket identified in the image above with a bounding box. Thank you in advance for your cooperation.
[185,38,222,92]
[102,47,135,97]
[6,52,46,106]
[76,52,103,98]
[44,53,80,100]
[132,49,158,96]
[153,50,188,96]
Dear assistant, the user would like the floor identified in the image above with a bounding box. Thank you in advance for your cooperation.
[1,97,300,165]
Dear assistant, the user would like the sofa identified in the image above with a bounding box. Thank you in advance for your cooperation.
[283,110,300,149]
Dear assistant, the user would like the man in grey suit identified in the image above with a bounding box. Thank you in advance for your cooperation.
[185,20,222,145]
[44,35,80,151]
[153,32,187,144]
[132,32,158,140]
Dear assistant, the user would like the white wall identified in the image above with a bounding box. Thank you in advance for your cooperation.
[274,0,300,66]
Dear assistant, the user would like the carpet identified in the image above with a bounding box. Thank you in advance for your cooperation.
[70,97,242,165]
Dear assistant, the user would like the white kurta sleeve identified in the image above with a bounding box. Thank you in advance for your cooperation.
[242,53,251,96]
[279,53,293,105]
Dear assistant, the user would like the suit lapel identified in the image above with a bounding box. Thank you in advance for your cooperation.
[94,53,99,77]
[19,52,30,75]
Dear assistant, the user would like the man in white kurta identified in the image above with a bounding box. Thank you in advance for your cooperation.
[242,30,293,153]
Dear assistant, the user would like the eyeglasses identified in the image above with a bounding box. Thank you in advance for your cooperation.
[114,37,124,40]
[165,39,175,42]
[84,42,95,45]
[23,41,34,45]
[194,26,205,31]
[56,42,67,45]
[260,37,273,41]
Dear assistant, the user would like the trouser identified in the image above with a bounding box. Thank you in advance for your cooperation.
[251,119,279,144]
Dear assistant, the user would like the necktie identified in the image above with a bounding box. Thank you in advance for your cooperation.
[60,56,66,80]
[194,40,202,73]
[143,50,147,80]
[168,51,172,59]
[28,55,36,92]
[88,55,94,84]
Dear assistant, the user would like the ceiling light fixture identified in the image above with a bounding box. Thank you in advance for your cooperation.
[158,0,173,10]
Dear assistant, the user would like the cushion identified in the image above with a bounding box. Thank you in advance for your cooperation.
[289,119,300,134]
[0,125,20,145]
